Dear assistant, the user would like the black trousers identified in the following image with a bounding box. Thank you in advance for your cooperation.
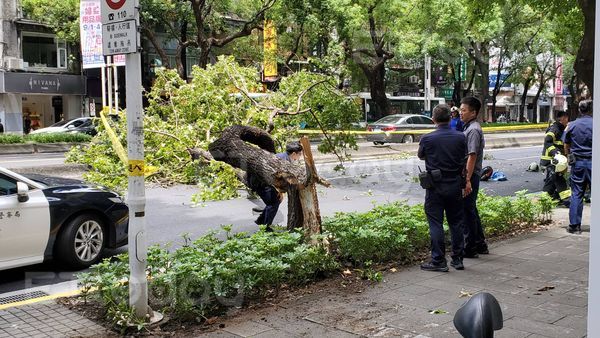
[254,185,281,226]
[543,166,570,203]
[424,176,465,263]
[463,175,487,254]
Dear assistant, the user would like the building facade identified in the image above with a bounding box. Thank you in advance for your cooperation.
[0,0,86,134]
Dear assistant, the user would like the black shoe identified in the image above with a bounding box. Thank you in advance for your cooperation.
[463,252,479,259]
[450,258,464,270]
[265,226,274,233]
[420,261,449,272]
[567,225,581,234]
[477,247,490,255]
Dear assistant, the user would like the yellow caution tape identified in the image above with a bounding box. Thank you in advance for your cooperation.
[100,107,158,177]
[297,123,547,136]
[128,160,145,177]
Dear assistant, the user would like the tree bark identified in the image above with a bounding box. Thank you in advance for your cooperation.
[360,63,391,116]
[575,0,595,95]
[532,81,545,123]
[519,77,532,122]
[208,126,324,238]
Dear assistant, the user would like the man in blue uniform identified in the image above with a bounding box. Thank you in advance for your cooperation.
[418,104,467,272]
[248,142,303,231]
[563,100,593,234]
[460,96,489,257]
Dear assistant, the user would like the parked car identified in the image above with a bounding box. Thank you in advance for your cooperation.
[29,117,97,136]
[0,166,128,271]
[366,114,435,145]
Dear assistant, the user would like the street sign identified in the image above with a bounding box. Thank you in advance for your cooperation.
[102,20,137,55]
[101,0,135,25]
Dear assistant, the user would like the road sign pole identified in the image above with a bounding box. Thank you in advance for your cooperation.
[124,0,148,318]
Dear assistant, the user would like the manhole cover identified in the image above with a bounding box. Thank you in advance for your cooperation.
[0,291,49,305]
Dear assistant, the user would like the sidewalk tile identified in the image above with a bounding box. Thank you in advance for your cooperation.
[223,321,278,337]
[490,326,531,338]
[553,315,587,330]
[503,317,578,337]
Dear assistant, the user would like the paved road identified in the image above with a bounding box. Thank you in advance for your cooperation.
[0,145,545,294]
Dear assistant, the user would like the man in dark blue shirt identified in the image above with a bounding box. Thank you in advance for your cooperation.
[249,142,303,231]
[563,100,593,234]
[418,104,467,272]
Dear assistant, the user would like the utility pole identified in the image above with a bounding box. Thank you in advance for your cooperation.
[424,56,432,114]
[588,1,600,334]
[101,0,150,319]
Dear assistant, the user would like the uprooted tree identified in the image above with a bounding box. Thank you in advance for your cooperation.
[203,125,329,238]
[66,57,361,235]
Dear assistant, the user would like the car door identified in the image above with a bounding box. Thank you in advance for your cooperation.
[0,173,51,270]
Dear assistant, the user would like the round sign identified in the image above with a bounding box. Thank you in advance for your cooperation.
[106,0,126,10]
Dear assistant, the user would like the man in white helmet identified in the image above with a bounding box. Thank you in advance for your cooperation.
[540,110,571,206]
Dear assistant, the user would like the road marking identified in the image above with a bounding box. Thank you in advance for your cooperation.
[0,289,81,310]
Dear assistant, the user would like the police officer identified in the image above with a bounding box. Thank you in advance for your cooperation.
[418,104,467,272]
[540,110,571,206]
[563,100,593,234]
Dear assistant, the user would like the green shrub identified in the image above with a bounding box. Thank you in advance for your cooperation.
[26,132,92,143]
[79,191,553,332]
[0,134,24,144]
[79,229,338,330]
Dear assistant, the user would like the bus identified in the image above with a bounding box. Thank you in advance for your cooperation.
[353,92,446,127]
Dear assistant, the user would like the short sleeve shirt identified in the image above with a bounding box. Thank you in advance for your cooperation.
[563,115,593,158]
[463,120,485,175]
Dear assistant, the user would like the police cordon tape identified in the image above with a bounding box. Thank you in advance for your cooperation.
[296,123,548,136]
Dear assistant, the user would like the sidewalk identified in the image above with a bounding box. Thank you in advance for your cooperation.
[0,207,589,338]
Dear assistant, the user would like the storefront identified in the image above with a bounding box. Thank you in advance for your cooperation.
[0,72,86,134]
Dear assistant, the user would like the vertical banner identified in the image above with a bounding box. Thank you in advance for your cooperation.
[263,20,278,80]
[555,56,563,95]
[80,0,105,69]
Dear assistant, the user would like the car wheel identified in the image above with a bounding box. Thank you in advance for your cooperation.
[55,214,106,269]
[402,134,414,143]
[373,141,384,145]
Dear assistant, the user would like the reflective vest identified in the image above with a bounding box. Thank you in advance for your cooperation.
[540,122,565,166]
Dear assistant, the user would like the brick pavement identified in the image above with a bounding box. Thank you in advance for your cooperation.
[0,207,590,337]
[202,207,590,338]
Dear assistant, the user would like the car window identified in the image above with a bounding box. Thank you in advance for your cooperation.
[70,120,85,128]
[405,117,418,124]
[376,115,402,124]
[417,116,434,124]
[0,174,17,196]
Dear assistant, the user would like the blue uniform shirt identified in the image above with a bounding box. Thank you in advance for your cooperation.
[450,116,463,131]
[418,124,467,173]
[563,115,593,158]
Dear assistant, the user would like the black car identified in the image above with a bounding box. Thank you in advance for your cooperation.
[0,167,128,270]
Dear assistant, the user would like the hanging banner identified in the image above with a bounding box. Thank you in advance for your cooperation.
[263,20,278,80]
[80,0,105,69]
[555,56,563,95]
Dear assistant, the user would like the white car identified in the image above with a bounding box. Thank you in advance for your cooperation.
[0,167,128,271]
[29,117,94,135]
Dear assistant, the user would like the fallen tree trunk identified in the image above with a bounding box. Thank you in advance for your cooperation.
[208,125,327,241]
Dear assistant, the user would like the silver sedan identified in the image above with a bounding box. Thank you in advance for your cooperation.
[366,114,435,145]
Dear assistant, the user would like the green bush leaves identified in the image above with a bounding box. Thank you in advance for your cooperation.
[0,132,91,144]
[79,191,553,332]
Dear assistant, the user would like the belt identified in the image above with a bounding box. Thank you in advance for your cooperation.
[440,170,463,176]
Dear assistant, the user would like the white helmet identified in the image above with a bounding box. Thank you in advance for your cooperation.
[554,154,568,172]
[527,162,539,172]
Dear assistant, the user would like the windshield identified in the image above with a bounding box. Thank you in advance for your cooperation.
[49,120,69,127]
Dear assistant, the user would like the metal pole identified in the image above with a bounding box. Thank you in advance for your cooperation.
[588,1,600,333]
[114,61,119,113]
[126,0,148,318]
[424,56,431,113]
[101,60,107,110]
[107,56,113,114]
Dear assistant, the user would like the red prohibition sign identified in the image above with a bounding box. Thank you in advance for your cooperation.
[106,0,126,10]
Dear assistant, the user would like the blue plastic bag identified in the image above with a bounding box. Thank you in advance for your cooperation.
[491,171,507,181]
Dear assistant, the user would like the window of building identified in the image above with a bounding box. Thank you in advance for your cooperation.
[22,34,67,69]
